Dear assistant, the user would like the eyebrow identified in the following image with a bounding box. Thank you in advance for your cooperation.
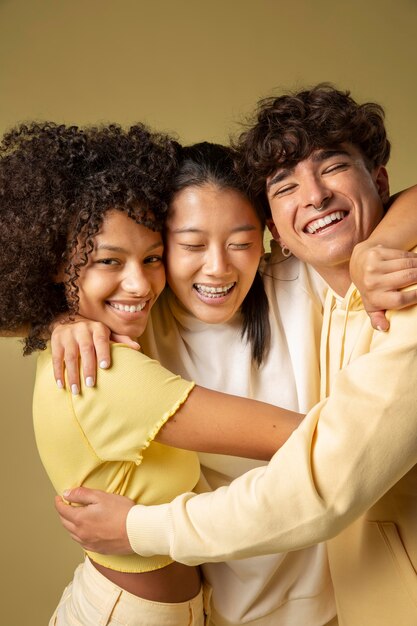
[267,148,351,190]
[312,148,351,162]
[170,224,259,235]
[267,168,295,190]
[94,242,163,253]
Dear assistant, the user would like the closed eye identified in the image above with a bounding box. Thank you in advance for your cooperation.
[229,242,252,250]
[323,162,349,174]
[271,183,297,198]
[180,244,205,251]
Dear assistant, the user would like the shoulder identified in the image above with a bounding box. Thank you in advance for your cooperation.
[101,343,192,385]
[262,243,328,307]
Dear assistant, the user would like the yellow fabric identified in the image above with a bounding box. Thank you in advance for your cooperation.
[33,343,199,573]
[321,285,417,624]
[130,275,417,625]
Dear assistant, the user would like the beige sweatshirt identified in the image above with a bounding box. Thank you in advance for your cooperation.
[131,282,417,626]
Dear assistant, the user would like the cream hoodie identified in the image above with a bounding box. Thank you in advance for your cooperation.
[130,279,417,626]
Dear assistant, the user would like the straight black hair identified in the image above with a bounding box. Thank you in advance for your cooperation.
[172,142,270,366]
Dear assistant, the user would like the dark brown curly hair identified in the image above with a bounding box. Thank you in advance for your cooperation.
[0,121,178,354]
[235,83,391,212]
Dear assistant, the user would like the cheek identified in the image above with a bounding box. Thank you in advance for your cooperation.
[155,269,167,295]
[166,264,190,296]
[236,250,262,285]
[168,251,200,281]
[270,205,294,236]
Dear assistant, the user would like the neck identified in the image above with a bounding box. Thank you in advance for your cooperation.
[315,264,352,297]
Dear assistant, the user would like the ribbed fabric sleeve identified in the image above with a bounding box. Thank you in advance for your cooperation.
[127,504,172,556]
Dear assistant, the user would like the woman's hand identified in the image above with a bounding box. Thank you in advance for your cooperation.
[55,487,135,555]
[51,317,139,393]
[350,242,417,331]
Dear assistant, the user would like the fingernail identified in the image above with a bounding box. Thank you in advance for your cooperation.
[71,384,79,395]
[62,489,71,497]
[56,379,64,389]
[99,360,109,369]
[376,325,387,332]
[85,376,94,387]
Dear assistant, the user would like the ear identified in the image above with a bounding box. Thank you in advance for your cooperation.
[266,218,282,243]
[374,166,390,204]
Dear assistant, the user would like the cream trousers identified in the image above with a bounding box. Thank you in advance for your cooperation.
[50,557,210,626]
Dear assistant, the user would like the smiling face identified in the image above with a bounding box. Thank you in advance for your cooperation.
[76,210,165,340]
[165,183,264,324]
[266,144,389,294]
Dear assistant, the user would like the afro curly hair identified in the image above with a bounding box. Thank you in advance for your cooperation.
[0,121,179,354]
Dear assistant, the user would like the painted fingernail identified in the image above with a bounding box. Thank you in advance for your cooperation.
[99,360,109,369]
[71,384,79,396]
[56,379,64,389]
[85,377,94,387]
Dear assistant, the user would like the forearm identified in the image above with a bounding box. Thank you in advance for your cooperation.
[156,385,304,461]
[364,184,417,249]
[127,407,344,564]
[128,306,417,564]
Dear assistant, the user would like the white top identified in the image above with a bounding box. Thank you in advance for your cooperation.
[139,243,335,625]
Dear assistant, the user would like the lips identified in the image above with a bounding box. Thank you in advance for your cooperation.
[305,210,347,234]
[108,301,147,313]
[193,282,236,299]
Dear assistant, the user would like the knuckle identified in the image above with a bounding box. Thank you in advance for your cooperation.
[404,269,417,284]
[390,292,405,308]
[64,353,79,365]
[402,254,417,267]
[364,249,381,265]
[51,356,64,368]
[95,333,111,343]
[79,344,95,356]
[361,274,378,291]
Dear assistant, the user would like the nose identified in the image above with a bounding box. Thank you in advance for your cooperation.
[122,263,151,297]
[203,245,230,277]
[302,175,332,210]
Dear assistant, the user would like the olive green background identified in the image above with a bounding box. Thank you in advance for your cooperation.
[1,1,416,624]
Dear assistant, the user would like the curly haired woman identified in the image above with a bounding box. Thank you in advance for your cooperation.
[0,121,307,626]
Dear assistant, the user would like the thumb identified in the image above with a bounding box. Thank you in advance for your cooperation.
[368,310,390,332]
[62,486,100,505]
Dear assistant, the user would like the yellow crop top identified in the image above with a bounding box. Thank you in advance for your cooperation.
[33,343,200,573]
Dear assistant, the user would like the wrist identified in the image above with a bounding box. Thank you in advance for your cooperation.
[126,503,172,557]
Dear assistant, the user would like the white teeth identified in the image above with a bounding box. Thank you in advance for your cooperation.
[110,302,146,312]
[306,211,345,234]
[194,282,235,298]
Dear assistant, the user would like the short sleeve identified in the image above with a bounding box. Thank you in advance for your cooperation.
[71,344,195,464]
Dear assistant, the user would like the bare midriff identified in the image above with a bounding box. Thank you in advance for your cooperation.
[91,559,201,602]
